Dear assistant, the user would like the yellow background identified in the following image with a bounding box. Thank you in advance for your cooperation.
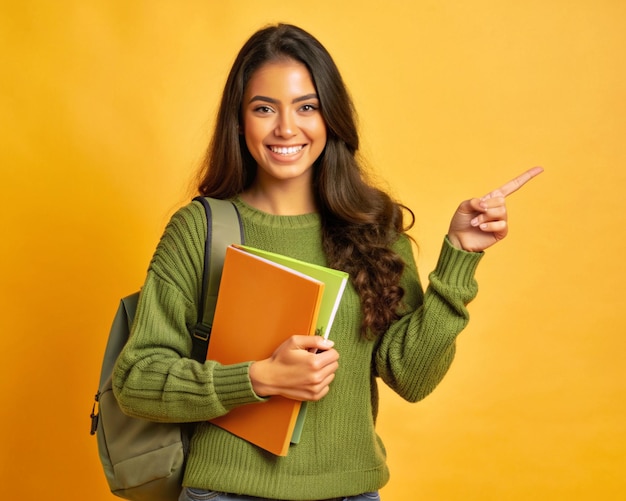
[1,1,624,499]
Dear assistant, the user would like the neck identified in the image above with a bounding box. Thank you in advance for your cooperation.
[241,179,316,216]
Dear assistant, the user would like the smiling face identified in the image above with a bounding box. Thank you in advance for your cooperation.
[241,59,327,193]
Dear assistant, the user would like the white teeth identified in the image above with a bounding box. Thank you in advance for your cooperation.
[269,145,303,155]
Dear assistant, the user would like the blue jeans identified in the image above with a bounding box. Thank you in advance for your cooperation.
[179,488,380,501]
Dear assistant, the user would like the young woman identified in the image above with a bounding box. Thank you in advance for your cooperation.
[113,23,542,501]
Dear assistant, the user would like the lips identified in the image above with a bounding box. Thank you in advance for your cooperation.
[268,145,304,155]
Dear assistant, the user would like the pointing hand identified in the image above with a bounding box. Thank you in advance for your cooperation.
[447,167,544,252]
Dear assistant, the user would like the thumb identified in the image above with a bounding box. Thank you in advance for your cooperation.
[293,335,334,351]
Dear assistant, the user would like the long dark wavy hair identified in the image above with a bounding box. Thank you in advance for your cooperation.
[196,23,414,338]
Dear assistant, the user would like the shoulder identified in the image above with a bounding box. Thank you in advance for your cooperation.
[164,199,207,236]
[392,233,417,264]
[154,199,219,256]
[149,200,207,275]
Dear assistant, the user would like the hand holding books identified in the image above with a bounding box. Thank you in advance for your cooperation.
[249,335,339,401]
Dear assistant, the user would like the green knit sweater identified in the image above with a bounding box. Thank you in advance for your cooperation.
[113,197,483,500]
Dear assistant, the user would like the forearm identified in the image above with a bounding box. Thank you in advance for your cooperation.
[376,237,482,401]
[113,350,261,422]
[112,270,264,422]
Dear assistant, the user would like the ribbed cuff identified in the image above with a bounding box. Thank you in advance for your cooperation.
[212,362,266,410]
[432,236,483,287]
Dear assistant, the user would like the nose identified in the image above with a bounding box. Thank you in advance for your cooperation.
[275,112,297,138]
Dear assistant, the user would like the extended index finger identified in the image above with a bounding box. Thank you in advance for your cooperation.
[483,166,544,199]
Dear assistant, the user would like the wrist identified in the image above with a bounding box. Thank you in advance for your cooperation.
[446,233,463,250]
[249,360,272,398]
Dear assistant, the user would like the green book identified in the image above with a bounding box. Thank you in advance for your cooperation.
[233,245,349,443]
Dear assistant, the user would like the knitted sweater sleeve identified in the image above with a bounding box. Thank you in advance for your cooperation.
[112,201,264,423]
[374,235,483,402]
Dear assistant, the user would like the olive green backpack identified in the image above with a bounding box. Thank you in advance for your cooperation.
[90,197,243,501]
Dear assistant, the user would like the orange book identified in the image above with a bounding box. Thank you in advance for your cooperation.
[207,245,325,456]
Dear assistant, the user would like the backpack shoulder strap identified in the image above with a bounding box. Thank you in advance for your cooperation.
[190,197,244,362]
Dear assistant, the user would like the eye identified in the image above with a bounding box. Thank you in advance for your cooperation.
[253,105,274,114]
[300,103,318,112]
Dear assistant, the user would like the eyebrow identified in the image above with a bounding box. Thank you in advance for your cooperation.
[248,93,319,105]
